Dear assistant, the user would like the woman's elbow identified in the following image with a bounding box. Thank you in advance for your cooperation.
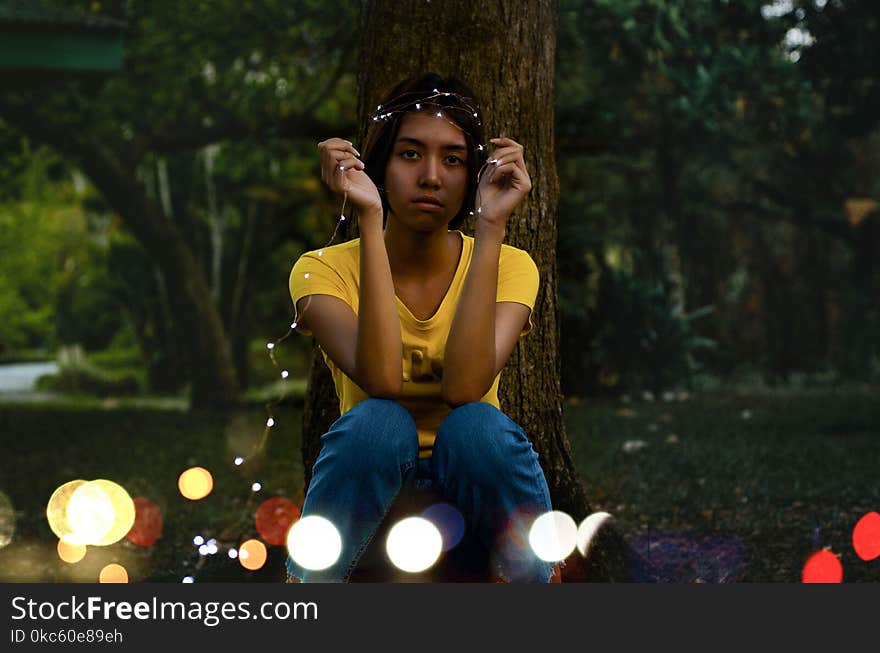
[363,375,403,399]
[441,383,487,408]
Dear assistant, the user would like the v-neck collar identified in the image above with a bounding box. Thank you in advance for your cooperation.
[394,230,469,327]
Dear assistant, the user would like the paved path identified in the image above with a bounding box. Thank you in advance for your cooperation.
[0,362,58,397]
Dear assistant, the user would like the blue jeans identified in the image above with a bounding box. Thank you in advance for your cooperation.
[286,398,554,582]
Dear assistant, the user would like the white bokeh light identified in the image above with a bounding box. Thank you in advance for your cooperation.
[286,515,342,571]
[528,511,578,562]
[65,482,115,545]
[577,512,613,557]
[385,517,443,573]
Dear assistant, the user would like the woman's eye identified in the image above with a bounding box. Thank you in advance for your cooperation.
[400,150,420,160]
[445,155,464,165]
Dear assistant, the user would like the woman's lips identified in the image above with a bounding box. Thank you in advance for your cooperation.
[412,198,444,211]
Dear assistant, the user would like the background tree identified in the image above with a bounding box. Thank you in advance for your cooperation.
[0,0,356,407]
[300,0,633,581]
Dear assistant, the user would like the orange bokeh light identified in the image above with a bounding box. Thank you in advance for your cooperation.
[178,467,214,501]
[238,539,268,571]
[255,496,300,546]
[126,497,164,547]
[56,539,87,564]
[99,563,129,583]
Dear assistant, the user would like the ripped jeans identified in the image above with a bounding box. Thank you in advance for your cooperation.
[285,398,554,582]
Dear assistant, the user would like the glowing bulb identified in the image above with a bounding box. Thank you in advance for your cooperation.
[290,322,297,329]
[99,563,128,583]
[228,548,238,559]
[182,576,194,583]
[340,215,346,221]
[57,539,87,564]
[287,515,342,571]
[415,103,421,110]
[193,535,204,546]
[88,480,135,546]
[577,512,613,557]
[473,112,478,117]
[266,418,275,427]
[317,250,323,256]
[436,111,442,118]
[281,370,289,379]
[338,165,345,171]
[528,511,578,562]
[66,482,114,545]
[207,542,218,555]
[46,479,87,543]
[234,456,244,466]
[178,467,213,501]
[252,482,262,492]
[433,88,438,93]
[239,539,268,571]
[199,544,209,556]
[266,342,275,350]
[385,517,442,573]
[477,145,484,151]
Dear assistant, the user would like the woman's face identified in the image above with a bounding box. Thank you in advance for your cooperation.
[384,111,469,232]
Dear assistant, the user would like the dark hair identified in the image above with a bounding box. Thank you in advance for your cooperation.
[360,73,487,231]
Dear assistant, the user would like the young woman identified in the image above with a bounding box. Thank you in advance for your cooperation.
[286,73,554,582]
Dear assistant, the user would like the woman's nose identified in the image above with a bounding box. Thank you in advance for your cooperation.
[419,156,441,188]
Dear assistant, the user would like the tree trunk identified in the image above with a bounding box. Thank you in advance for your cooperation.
[301,0,635,581]
[78,151,241,409]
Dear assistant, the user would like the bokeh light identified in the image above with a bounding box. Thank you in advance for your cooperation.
[99,563,128,583]
[46,479,87,543]
[238,539,268,571]
[422,503,465,552]
[255,496,300,546]
[126,497,163,547]
[528,511,577,562]
[802,550,843,583]
[576,511,613,557]
[66,482,115,545]
[89,480,135,546]
[56,539,87,564]
[386,517,443,573]
[178,467,214,501]
[852,511,880,562]
[0,491,15,548]
[287,515,342,571]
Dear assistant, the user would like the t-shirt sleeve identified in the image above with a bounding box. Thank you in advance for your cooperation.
[497,247,540,337]
[289,251,352,337]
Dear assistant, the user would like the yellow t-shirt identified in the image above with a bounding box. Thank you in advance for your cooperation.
[289,230,539,457]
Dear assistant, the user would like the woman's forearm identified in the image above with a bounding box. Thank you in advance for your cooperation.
[442,224,505,405]
[356,213,403,397]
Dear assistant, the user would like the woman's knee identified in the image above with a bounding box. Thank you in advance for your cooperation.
[320,398,418,469]
[435,402,525,471]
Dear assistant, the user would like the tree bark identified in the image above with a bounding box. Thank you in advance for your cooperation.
[301,0,635,581]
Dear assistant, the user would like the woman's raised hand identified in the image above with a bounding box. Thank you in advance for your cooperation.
[317,138,382,217]
[475,137,532,232]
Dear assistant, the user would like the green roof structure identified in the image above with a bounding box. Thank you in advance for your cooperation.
[0,0,125,73]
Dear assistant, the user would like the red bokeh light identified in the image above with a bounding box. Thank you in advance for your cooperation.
[255,496,300,546]
[125,497,163,547]
[801,549,843,583]
[852,511,880,562]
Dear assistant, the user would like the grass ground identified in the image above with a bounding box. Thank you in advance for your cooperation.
[0,386,877,582]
